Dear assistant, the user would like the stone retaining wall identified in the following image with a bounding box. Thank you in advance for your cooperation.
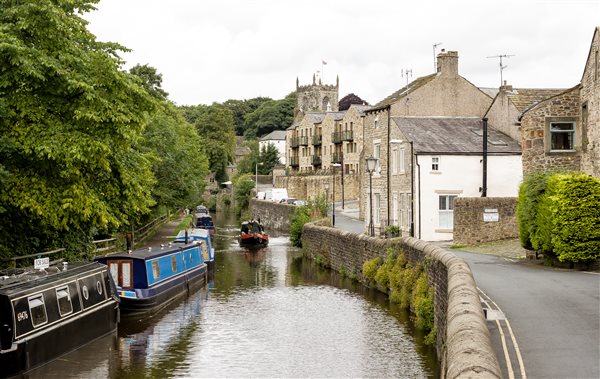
[274,174,360,203]
[302,224,501,379]
[249,199,295,231]
[453,197,518,245]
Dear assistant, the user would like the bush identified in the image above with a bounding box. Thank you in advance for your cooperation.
[290,195,327,247]
[362,257,382,284]
[374,249,397,291]
[233,174,255,216]
[517,171,552,249]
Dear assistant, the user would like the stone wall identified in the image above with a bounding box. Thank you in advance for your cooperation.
[302,224,501,379]
[580,28,600,178]
[453,197,518,245]
[274,174,360,203]
[249,199,295,231]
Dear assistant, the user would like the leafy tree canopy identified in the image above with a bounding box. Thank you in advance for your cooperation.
[235,140,280,177]
[130,63,169,101]
[0,0,157,257]
[338,93,369,111]
[243,92,296,139]
[223,97,271,136]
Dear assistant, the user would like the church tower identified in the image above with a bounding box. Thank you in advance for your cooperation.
[295,74,339,115]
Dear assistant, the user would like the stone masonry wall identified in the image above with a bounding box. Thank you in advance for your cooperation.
[249,199,295,231]
[302,223,501,379]
[453,197,518,245]
[580,28,600,178]
[273,174,360,203]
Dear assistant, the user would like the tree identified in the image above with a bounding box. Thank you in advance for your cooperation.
[223,97,271,136]
[129,63,169,100]
[243,92,296,138]
[0,0,157,258]
[235,140,279,176]
[338,93,369,111]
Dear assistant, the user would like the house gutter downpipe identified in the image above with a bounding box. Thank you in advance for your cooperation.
[482,117,488,197]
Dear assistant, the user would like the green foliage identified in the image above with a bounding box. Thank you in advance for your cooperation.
[517,171,552,249]
[538,173,600,262]
[385,225,400,237]
[243,92,296,139]
[290,195,327,247]
[314,254,329,268]
[413,272,434,330]
[232,174,255,216]
[362,257,382,284]
[222,97,272,136]
[129,63,169,100]
[0,0,157,258]
[374,248,397,291]
[236,140,280,177]
[519,172,600,263]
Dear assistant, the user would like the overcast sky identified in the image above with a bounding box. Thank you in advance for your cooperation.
[85,0,600,106]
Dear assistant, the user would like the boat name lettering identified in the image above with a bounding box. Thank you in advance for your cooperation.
[17,311,29,322]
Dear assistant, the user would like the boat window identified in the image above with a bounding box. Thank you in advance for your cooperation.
[28,295,48,327]
[151,261,160,279]
[171,256,177,272]
[56,287,73,316]
[109,263,119,286]
[122,262,132,287]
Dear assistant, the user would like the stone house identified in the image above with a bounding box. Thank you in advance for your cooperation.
[259,130,286,165]
[362,50,501,237]
[581,27,600,178]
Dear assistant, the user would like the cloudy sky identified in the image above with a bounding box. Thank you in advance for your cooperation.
[85,0,599,106]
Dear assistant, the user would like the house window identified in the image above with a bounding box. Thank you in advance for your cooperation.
[392,148,398,174]
[393,192,398,226]
[407,194,412,232]
[432,156,440,171]
[28,295,48,327]
[439,195,458,229]
[549,122,575,151]
[374,116,379,129]
[399,193,404,229]
[374,193,381,225]
[399,148,405,173]
[56,287,73,317]
[374,143,381,174]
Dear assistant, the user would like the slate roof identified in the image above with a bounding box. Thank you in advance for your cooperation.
[305,112,327,124]
[349,104,373,115]
[328,111,346,121]
[505,88,566,113]
[392,117,521,155]
[372,73,437,110]
[479,87,499,98]
[260,130,286,141]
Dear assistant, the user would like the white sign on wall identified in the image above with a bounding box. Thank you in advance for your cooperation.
[483,208,499,222]
[34,257,50,270]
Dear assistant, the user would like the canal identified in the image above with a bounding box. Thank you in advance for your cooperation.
[27,211,438,378]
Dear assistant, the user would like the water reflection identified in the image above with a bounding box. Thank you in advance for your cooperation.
[25,210,437,378]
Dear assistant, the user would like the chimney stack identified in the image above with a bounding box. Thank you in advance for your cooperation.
[436,50,459,76]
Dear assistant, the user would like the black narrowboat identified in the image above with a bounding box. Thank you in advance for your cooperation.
[94,241,208,315]
[0,262,119,377]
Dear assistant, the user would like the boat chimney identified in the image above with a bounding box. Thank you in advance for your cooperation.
[62,262,68,271]
[160,244,164,250]
[148,247,152,252]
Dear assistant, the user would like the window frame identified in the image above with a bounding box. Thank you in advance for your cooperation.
[431,156,440,171]
[56,286,73,317]
[438,194,458,229]
[546,119,576,152]
[28,294,48,328]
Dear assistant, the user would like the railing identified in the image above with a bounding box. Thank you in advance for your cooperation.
[342,130,354,141]
[132,213,170,244]
[289,156,300,167]
[312,155,322,166]
[312,134,322,146]
[93,238,117,253]
[331,152,343,164]
[331,131,342,144]
[299,136,309,146]
[290,136,300,148]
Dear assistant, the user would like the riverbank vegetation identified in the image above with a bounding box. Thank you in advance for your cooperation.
[290,196,328,247]
[363,249,436,345]
[518,172,600,265]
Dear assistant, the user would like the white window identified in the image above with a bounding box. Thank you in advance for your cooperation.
[439,195,458,229]
[549,122,575,151]
[407,194,412,232]
[392,192,398,226]
[374,193,381,225]
[392,148,398,174]
[400,148,406,173]
[399,193,405,229]
[432,156,440,171]
[374,116,379,129]
[374,143,381,174]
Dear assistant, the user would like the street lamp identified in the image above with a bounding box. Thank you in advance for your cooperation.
[324,181,330,223]
[365,156,379,236]
[255,162,263,197]
[331,163,341,227]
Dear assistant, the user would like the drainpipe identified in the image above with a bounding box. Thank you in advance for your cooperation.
[387,107,391,227]
[416,154,421,239]
[410,141,415,237]
[481,118,488,197]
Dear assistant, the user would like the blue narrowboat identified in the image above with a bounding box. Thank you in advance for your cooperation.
[192,213,215,235]
[0,262,119,377]
[94,241,207,315]
[173,228,215,269]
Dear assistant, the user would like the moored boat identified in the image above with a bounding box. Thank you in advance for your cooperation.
[239,220,269,247]
[192,213,215,235]
[0,262,119,377]
[94,241,207,315]
[173,228,215,269]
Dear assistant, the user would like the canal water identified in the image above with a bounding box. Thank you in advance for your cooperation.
[27,211,438,378]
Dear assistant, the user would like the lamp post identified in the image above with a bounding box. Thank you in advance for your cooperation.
[332,163,341,226]
[255,161,263,197]
[324,181,330,223]
[366,156,378,236]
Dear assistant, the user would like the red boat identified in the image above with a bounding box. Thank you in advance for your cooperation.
[239,220,269,247]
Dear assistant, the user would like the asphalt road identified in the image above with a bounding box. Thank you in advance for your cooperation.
[452,250,600,379]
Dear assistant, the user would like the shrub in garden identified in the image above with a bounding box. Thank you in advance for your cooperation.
[517,171,552,249]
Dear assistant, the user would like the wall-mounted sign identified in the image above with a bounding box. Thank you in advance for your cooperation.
[34,257,50,270]
[483,209,499,222]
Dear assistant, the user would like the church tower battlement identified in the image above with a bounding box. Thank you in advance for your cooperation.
[295,74,339,114]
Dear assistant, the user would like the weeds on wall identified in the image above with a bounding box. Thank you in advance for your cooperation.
[363,248,436,345]
[290,195,327,247]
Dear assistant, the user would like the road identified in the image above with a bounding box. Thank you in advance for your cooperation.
[452,250,600,379]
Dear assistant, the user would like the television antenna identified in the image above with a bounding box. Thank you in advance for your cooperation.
[487,54,515,86]
[433,42,443,71]
[401,68,413,89]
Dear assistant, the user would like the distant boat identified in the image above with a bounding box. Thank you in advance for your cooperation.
[192,213,215,235]
[0,262,119,377]
[173,228,215,269]
[239,220,269,247]
[94,242,207,315]
[194,205,209,215]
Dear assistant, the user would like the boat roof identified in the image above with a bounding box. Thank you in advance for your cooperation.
[0,261,105,295]
[174,228,210,240]
[96,241,201,261]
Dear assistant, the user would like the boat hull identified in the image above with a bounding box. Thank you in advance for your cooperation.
[239,233,269,247]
